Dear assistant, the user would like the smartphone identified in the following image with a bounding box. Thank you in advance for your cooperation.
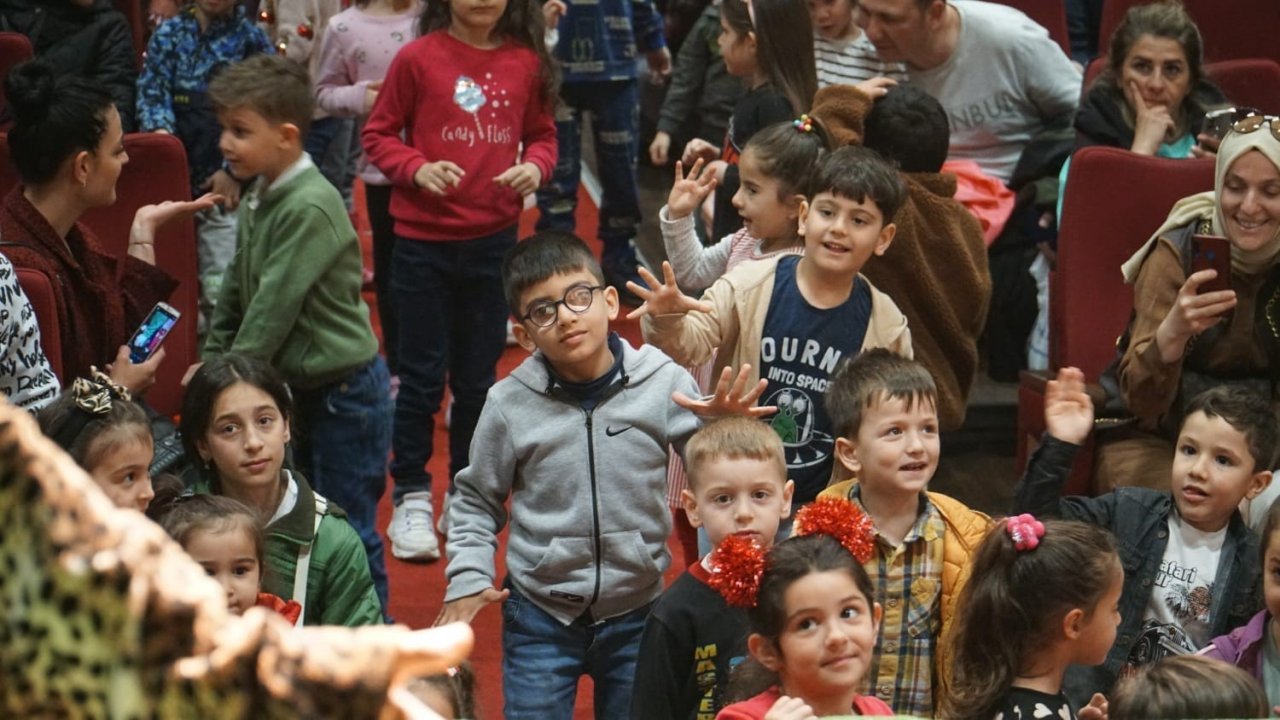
[1190,234,1232,294]
[128,302,181,363]
[1200,108,1237,142]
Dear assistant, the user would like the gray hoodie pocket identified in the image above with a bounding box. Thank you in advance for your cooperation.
[600,530,663,594]
[527,536,594,587]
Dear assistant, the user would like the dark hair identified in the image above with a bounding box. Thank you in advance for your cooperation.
[208,54,315,135]
[5,60,115,186]
[1109,655,1268,720]
[825,349,936,440]
[743,119,832,199]
[863,84,950,173]
[418,0,558,109]
[1183,385,1279,471]
[501,230,605,317]
[407,662,477,718]
[1106,1,1204,88]
[804,145,906,221]
[727,534,876,701]
[721,0,816,115]
[685,416,787,491]
[946,520,1119,719]
[179,353,294,467]
[158,493,267,571]
[1260,496,1280,566]
[37,386,151,471]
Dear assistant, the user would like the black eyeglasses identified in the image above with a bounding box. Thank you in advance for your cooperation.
[520,284,605,328]
[1203,107,1280,142]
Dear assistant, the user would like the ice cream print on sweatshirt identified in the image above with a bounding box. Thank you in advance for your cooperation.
[442,73,516,147]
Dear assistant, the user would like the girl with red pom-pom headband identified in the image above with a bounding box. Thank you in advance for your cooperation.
[709,497,894,718]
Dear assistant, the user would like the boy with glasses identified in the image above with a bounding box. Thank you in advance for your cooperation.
[438,230,771,717]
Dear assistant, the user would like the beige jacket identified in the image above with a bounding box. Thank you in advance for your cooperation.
[642,255,912,386]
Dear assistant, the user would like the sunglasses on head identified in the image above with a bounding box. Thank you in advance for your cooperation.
[1202,107,1280,142]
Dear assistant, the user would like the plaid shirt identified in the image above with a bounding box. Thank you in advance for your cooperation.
[850,485,944,717]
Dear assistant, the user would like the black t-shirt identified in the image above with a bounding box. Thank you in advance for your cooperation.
[993,686,1075,720]
[630,563,749,720]
[758,256,871,504]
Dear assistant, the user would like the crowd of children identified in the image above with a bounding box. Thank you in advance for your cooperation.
[6,0,1280,716]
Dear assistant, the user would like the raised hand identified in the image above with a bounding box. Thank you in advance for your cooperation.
[667,159,718,219]
[624,261,712,320]
[494,162,542,196]
[105,345,166,396]
[1044,366,1094,446]
[674,364,776,419]
[1127,81,1175,156]
[1154,269,1237,363]
[433,586,510,627]
[414,160,465,195]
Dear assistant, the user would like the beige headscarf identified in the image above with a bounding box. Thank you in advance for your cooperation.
[1120,126,1280,282]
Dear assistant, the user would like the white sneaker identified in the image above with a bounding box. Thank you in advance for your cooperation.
[387,491,440,561]
[436,491,451,536]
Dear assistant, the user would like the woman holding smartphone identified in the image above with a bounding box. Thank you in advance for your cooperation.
[1094,114,1280,504]
[0,60,218,394]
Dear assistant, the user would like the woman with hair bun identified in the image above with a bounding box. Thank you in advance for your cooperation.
[0,60,219,394]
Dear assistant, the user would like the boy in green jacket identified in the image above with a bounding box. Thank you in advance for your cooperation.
[200,54,392,616]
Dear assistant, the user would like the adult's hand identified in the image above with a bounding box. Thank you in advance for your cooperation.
[1154,269,1238,363]
[1127,81,1175,156]
[105,345,166,396]
[128,193,225,264]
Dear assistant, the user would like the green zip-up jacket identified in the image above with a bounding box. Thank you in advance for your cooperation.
[194,471,383,626]
[203,154,379,389]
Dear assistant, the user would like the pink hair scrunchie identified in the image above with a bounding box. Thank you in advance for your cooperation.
[1006,513,1045,552]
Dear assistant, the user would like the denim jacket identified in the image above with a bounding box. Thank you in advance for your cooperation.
[1013,436,1261,702]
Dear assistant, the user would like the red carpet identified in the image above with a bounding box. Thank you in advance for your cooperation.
[354,184,673,719]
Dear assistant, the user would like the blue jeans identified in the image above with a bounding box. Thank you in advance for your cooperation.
[291,356,393,615]
[502,581,651,719]
[535,79,641,264]
[305,115,356,209]
[389,229,514,502]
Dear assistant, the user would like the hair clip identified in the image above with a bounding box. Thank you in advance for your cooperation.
[445,666,459,678]
[794,496,876,563]
[792,114,814,134]
[1006,514,1045,552]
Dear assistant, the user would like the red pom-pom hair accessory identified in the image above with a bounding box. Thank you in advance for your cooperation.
[1006,513,1045,552]
[707,534,768,608]
[794,496,876,564]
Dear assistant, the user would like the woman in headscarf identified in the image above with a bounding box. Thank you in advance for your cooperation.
[1096,113,1280,503]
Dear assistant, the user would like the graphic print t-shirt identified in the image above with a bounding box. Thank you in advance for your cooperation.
[758,256,871,504]
[1125,514,1224,670]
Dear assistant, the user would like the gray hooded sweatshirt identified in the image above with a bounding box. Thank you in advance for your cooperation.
[444,337,702,625]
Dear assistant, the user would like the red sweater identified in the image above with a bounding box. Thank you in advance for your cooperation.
[361,31,557,241]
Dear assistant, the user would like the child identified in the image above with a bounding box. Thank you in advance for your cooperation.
[817,349,992,716]
[438,231,766,716]
[534,0,668,302]
[361,0,557,562]
[314,0,421,379]
[648,1,745,168]
[631,416,795,719]
[1109,654,1269,720]
[639,145,910,510]
[202,54,392,611]
[947,517,1119,719]
[158,493,302,623]
[38,374,155,513]
[404,663,476,720]
[1015,374,1274,702]
[717,533,893,718]
[809,82,991,432]
[808,0,905,88]
[1200,497,1280,709]
[180,353,383,626]
[682,0,816,241]
[136,0,273,327]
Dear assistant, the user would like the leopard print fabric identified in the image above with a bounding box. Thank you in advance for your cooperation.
[0,402,471,718]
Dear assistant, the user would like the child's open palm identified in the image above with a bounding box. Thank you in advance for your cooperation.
[673,364,776,419]
[1044,366,1094,446]
[624,261,712,320]
[667,159,717,219]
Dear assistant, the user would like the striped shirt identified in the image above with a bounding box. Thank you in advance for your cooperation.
[850,484,943,717]
[814,32,908,89]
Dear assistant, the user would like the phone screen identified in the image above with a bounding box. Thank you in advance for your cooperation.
[1190,234,1232,294]
[128,303,181,363]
